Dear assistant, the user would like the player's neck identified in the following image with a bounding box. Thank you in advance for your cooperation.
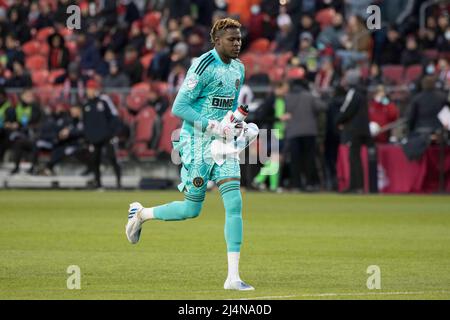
[215,48,232,64]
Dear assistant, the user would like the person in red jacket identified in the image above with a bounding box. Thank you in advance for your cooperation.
[368,85,400,144]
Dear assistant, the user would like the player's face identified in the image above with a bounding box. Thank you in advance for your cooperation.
[217,28,242,60]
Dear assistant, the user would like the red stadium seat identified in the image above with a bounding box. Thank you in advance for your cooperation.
[65,41,78,60]
[382,65,405,85]
[31,69,49,86]
[35,84,54,105]
[286,67,305,80]
[423,49,439,61]
[248,38,271,54]
[269,67,285,82]
[126,94,146,112]
[315,8,335,30]
[133,107,158,158]
[36,26,55,42]
[140,53,154,70]
[157,110,181,155]
[277,51,293,68]
[404,64,423,83]
[23,40,49,57]
[57,27,73,39]
[142,11,161,30]
[25,55,48,71]
[259,53,277,69]
[48,68,66,83]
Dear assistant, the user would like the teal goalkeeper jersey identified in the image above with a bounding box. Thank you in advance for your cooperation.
[172,48,245,142]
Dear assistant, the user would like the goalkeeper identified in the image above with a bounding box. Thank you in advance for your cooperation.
[125,18,255,291]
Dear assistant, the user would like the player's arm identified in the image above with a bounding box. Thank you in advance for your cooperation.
[232,62,245,112]
[172,66,209,131]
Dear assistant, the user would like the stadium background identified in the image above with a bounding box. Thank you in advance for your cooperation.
[0,0,449,192]
[0,0,450,301]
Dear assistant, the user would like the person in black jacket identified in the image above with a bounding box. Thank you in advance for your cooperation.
[336,69,377,193]
[42,104,89,175]
[83,79,121,189]
[7,88,42,174]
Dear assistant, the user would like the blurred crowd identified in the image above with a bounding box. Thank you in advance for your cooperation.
[0,0,449,191]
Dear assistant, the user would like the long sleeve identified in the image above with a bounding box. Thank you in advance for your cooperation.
[171,64,209,130]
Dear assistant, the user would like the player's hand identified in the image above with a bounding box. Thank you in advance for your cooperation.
[206,119,241,140]
[220,111,243,138]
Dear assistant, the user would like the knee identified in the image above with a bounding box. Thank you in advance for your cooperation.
[183,200,203,219]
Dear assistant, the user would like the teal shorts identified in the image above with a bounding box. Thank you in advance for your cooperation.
[177,159,241,195]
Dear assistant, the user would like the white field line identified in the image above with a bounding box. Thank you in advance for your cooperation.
[233,290,450,300]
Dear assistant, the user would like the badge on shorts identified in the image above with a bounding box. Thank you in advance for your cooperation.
[193,177,204,188]
[235,79,240,90]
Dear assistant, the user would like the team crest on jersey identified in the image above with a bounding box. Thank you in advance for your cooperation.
[235,79,240,90]
[97,102,104,112]
[193,177,204,188]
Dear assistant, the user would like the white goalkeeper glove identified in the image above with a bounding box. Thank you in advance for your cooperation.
[206,117,242,140]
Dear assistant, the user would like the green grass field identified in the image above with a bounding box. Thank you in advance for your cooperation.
[1,190,449,300]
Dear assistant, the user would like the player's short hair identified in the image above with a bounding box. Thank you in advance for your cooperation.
[210,18,241,44]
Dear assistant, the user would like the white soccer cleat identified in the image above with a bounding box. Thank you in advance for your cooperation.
[126,202,144,244]
[224,279,255,291]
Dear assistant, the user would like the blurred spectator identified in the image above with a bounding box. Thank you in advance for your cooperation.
[5,33,25,70]
[102,60,130,88]
[366,63,383,87]
[336,69,375,193]
[171,41,190,70]
[8,5,31,43]
[298,14,320,40]
[43,104,89,176]
[128,20,145,53]
[336,15,371,69]
[285,78,326,191]
[418,16,437,50]
[379,25,404,65]
[274,13,296,53]
[407,76,447,136]
[401,35,423,66]
[148,39,171,81]
[8,88,42,174]
[317,11,345,52]
[0,87,12,163]
[368,85,400,144]
[324,85,345,191]
[48,33,70,71]
[147,84,169,117]
[123,45,143,85]
[167,63,186,97]
[54,0,75,26]
[5,61,32,88]
[82,79,121,189]
[314,56,338,98]
[34,0,54,30]
[437,57,450,90]
[251,81,289,192]
[436,25,450,53]
[76,32,103,75]
[298,32,319,77]
[57,62,87,106]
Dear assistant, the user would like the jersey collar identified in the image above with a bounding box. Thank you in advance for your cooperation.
[212,48,230,67]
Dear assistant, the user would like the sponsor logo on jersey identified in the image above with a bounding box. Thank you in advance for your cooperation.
[211,96,234,109]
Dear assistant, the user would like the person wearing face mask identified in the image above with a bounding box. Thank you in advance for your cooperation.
[368,85,400,144]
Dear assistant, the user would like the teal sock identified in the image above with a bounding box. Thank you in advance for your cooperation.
[153,193,204,221]
[219,181,242,253]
